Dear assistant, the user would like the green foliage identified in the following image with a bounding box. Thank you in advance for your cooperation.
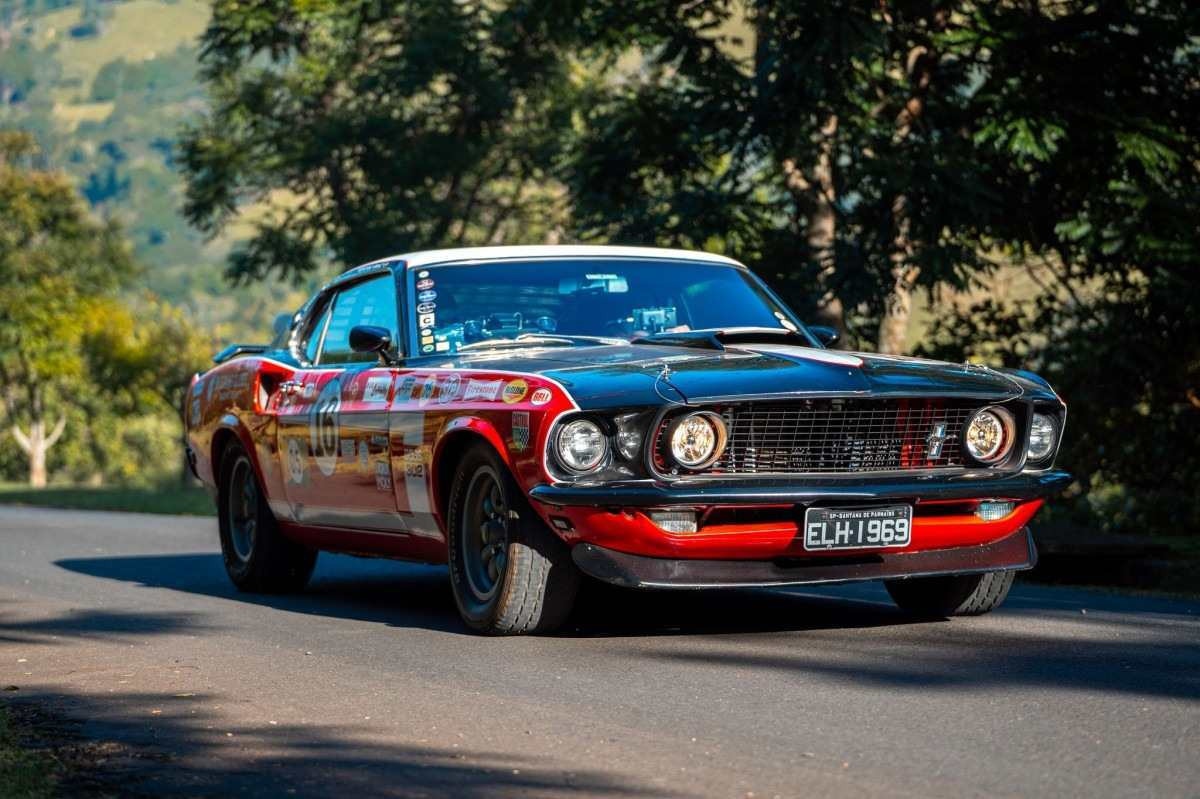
[180,0,576,283]
[0,130,211,486]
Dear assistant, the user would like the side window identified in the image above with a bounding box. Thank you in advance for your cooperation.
[317,275,399,365]
[303,302,333,365]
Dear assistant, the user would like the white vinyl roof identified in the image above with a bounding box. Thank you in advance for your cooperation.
[365,244,745,270]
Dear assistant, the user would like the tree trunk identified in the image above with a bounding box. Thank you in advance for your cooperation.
[783,113,847,341]
[876,36,938,355]
[12,416,66,488]
[878,193,919,355]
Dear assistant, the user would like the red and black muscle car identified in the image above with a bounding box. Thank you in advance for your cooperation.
[185,245,1069,634]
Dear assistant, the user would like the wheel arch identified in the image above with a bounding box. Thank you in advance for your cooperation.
[432,421,514,529]
[210,415,265,486]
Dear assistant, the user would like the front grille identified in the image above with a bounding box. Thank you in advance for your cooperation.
[660,398,982,476]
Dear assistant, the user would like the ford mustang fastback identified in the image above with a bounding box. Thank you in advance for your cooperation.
[185,245,1069,634]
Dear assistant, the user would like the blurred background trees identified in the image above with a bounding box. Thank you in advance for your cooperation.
[1,0,1197,540]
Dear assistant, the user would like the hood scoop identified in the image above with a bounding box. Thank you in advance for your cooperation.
[631,326,810,351]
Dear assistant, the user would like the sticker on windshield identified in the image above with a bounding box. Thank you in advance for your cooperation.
[416,278,434,291]
[585,273,618,280]
[417,302,436,314]
[418,289,437,302]
[417,270,430,278]
[419,314,435,328]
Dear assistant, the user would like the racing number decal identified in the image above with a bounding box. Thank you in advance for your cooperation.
[310,378,341,477]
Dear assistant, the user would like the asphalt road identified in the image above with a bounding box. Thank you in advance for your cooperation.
[1,506,1198,798]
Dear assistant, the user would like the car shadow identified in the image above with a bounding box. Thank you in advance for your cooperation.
[53,552,923,638]
[4,688,661,798]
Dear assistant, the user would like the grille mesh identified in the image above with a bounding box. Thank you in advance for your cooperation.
[664,398,983,475]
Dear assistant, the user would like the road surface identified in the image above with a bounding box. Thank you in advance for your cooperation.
[1,506,1197,797]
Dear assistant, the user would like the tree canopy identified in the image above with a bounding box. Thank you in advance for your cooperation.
[180,0,1200,534]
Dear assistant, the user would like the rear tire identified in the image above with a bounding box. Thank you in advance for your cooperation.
[447,444,580,635]
[218,442,316,593]
[885,570,1015,617]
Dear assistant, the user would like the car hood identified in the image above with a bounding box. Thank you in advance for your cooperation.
[447,343,1050,411]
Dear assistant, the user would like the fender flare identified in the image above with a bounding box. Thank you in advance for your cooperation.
[430,415,514,525]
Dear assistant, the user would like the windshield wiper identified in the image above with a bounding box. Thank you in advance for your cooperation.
[456,333,625,352]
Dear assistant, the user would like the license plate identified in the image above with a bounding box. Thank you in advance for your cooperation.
[802,505,913,551]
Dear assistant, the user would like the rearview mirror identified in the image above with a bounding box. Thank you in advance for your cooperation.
[349,325,394,360]
[808,325,840,348]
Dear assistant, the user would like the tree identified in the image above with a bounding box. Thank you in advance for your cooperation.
[557,1,1198,354]
[180,0,577,284]
[0,130,137,486]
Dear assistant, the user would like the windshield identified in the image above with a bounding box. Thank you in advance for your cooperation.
[408,258,802,355]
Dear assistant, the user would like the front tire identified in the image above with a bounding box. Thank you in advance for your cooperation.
[447,444,580,635]
[218,443,316,593]
[885,570,1015,617]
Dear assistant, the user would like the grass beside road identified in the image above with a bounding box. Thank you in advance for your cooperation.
[0,705,56,799]
[0,483,214,516]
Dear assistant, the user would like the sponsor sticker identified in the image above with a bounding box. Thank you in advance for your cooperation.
[397,375,416,399]
[363,375,391,403]
[530,387,553,406]
[502,378,528,404]
[416,278,434,291]
[303,382,316,399]
[340,438,356,459]
[418,289,437,302]
[418,375,437,406]
[463,379,502,401]
[417,270,430,278]
[358,439,370,472]
[512,411,531,451]
[287,437,306,484]
[422,344,434,354]
[416,302,436,314]
[375,460,393,491]
[439,374,462,404]
[309,379,341,476]
[404,448,425,476]
[435,342,450,352]
[418,314,435,328]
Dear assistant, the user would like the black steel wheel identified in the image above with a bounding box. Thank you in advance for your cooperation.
[447,443,580,635]
[217,442,316,593]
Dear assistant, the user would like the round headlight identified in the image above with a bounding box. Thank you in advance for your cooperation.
[555,419,608,473]
[964,407,1015,464]
[1028,413,1059,462]
[668,412,727,469]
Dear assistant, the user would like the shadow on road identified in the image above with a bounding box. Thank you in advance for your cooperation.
[0,602,207,646]
[54,551,931,638]
[4,688,658,798]
[48,552,1200,702]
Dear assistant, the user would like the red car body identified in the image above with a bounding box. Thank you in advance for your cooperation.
[186,246,1069,631]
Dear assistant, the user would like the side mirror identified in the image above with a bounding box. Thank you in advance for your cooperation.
[349,325,394,361]
[808,325,840,348]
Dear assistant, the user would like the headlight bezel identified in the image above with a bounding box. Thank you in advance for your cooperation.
[666,411,728,471]
[1026,411,1062,466]
[962,405,1018,466]
[553,418,609,474]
